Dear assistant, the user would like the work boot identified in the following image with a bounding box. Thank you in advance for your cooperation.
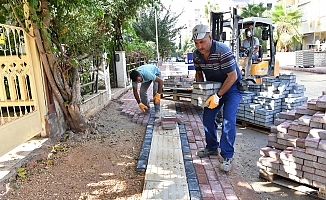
[220,158,233,172]
[196,148,219,158]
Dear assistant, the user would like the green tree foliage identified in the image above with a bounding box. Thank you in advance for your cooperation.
[132,5,185,60]
[270,5,302,52]
[179,37,195,56]
[240,2,267,18]
[1,0,159,133]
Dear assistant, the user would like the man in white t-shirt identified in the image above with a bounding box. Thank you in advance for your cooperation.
[241,28,260,60]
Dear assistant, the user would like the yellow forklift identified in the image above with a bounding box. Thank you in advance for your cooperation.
[210,8,279,84]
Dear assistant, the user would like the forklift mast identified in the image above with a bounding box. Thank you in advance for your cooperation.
[210,8,243,62]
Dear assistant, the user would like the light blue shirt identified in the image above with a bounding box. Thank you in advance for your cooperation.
[132,64,161,87]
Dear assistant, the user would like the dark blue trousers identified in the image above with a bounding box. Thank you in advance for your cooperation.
[203,84,242,159]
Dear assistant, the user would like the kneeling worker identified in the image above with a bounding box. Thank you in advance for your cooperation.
[130,64,163,118]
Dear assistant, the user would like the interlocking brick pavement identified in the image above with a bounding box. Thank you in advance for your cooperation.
[118,87,259,200]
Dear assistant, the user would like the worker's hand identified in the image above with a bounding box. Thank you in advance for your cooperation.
[153,93,161,104]
[139,103,148,112]
[205,93,220,109]
[187,87,193,91]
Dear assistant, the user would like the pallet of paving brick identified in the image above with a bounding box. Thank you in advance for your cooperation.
[258,169,319,197]
[161,87,192,101]
[162,87,193,93]
[236,119,271,134]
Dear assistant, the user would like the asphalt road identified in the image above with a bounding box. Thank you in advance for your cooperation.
[279,69,326,100]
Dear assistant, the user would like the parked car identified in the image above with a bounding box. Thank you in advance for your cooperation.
[176,57,185,62]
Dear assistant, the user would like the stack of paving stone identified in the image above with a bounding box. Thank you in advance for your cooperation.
[152,115,185,130]
[237,73,308,127]
[258,91,326,194]
[163,75,195,88]
[190,82,222,107]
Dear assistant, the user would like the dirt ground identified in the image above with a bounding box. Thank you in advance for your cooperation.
[0,97,319,200]
[0,100,146,200]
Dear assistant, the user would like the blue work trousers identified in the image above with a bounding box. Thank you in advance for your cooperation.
[203,84,242,158]
[140,79,160,112]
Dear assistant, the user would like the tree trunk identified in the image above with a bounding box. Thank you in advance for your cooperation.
[30,0,88,133]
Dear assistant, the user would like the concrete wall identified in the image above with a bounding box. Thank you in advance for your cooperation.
[275,52,296,66]
[80,90,111,117]
[314,52,326,66]
[275,51,326,67]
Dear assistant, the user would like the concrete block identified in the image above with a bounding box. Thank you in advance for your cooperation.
[274,143,288,150]
[293,147,318,161]
[315,169,326,178]
[306,173,326,184]
[305,135,321,148]
[280,165,303,177]
[296,103,318,116]
[303,160,326,171]
[306,147,326,158]
[287,128,299,137]
[309,129,326,140]
[162,116,177,121]
[260,147,282,159]
[311,111,326,124]
[268,141,277,148]
[299,131,309,139]
[258,156,280,169]
[277,169,290,178]
[277,121,292,133]
[274,118,287,126]
[318,156,326,165]
[307,99,325,111]
[302,165,316,174]
[277,110,296,120]
[296,138,306,148]
[298,115,312,126]
[268,133,277,142]
[319,140,326,151]
[192,81,222,90]
[310,121,324,129]
[277,132,298,140]
[270,126,278,133]
[277,138,296,147]
[316,95,326,108]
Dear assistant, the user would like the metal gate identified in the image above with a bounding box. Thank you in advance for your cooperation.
[0,24,45,157]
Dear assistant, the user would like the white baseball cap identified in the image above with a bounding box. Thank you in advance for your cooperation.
[192,24,210,40]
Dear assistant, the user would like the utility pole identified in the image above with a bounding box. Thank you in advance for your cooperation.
[155,9,159,62]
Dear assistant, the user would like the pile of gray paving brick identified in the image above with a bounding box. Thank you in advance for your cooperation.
[163,75,195,88]
[237,73,308,127]
[191,81,222,107]
[258,92,326,196]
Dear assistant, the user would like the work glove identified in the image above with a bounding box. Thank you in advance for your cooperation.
[153,93,161,104]
[205,93,220,109]
[139,103,148,112]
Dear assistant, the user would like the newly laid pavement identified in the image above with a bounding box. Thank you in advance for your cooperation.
[119,89,258,200]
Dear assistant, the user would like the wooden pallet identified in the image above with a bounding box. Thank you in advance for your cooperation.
[161,87,192,101]
[236,119,271,134]
[259,169,322,198]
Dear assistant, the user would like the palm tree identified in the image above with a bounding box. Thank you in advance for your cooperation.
[241,2,267,18]
[270,5,303,52]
